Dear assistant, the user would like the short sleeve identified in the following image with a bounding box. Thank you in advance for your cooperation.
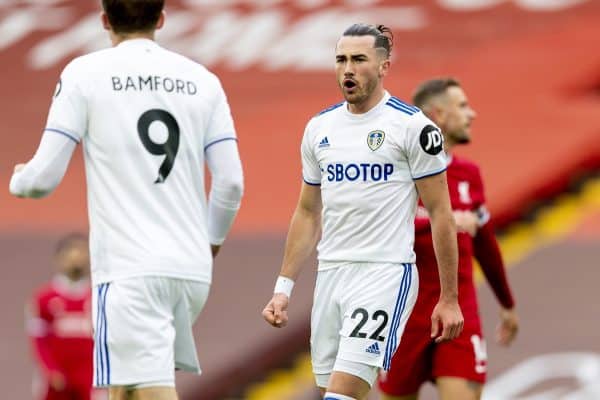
[45,59,87,143]
[470,165,487,207]
[405,112,447,179]
[26,294,52,337]
[301,120,321,185]
[204,75,237,150]
[470,165,491,226]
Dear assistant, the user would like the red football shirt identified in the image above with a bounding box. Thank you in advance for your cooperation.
[412,155,513,328]
[27,276,94,387]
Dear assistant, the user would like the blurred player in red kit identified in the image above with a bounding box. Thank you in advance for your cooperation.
[27,233,104,400]
[378,78,519,400]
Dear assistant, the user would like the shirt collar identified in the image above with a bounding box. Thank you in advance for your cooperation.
[343,90,391,120]
[116,38,159,49]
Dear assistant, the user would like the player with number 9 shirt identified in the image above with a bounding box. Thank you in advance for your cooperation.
[10,1,244,399]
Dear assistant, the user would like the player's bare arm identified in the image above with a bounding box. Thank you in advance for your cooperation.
[415,171,464,342]
[262,183,322,328]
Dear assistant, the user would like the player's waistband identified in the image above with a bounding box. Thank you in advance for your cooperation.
[91,270,211,286]
[318,260,415,272]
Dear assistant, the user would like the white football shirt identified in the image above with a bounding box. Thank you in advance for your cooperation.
[46,39,237,284]
[301,92,446,267]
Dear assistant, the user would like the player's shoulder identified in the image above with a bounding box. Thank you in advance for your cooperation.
[32,282,58,303]
[383,95,436,133]
[452,155,482,174]
[160,46,222,85]
[314,101,345,118]
[60,47,117,80]
[306,101,344,132]
[60,54,97,77]
[384,95,421,119]
[161,47,209,71]
[450,155,484,185]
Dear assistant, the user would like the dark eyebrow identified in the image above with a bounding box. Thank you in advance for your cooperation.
[336,53,368,61]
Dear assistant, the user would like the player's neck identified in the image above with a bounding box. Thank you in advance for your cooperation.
[110,31,156,47]
[59,268,85,283]
[347,88,385,114]
[54,274,89,294]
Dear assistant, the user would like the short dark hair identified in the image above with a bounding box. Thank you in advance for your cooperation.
[342,23,394,58]
[55,232,88,255]
[412,77,461,108]
[102,0,164,34]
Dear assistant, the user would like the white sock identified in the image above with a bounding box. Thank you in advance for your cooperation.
[323,393,356,400]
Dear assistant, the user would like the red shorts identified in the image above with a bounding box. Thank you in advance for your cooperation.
[38,380,107,400]
[378,320,487,396]
[42,386,106,400]
[43,385,90,400]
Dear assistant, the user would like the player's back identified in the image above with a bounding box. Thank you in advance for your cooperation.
[48,39,236,284]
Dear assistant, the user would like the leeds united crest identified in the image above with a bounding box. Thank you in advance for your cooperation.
[367,130,385,151]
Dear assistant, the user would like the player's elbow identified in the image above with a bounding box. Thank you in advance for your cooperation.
[213,172,244,208]
[428,205,456,231]
[225,175,244,205]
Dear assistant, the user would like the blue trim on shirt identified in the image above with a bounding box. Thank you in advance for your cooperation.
[204,137,237,151]
[389,96,420,113]
[385,101,417,116]
[413,166,447,180]
[303,179,321,186]
[44,128,80,144]
[317,102,343,116]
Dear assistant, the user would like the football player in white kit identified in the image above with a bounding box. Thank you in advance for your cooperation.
[9,1,244,400]
[262,24,463,400]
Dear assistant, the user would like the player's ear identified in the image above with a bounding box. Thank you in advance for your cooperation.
[432,104,448,124]
[379,57,390,78]
[155,11,166,30]
[100,12,111,31]
[423,103,442,122]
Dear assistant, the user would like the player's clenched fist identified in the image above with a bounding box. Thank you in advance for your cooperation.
[430,299,464,343]
[262,293,289,328]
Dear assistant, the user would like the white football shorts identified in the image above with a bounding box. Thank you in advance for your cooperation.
[311,262,418,387]
[92,277,209,387]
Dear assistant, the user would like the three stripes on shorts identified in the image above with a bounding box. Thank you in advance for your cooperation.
[95,283,111,386]
[383,263,412,370]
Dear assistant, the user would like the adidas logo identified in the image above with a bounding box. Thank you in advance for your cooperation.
[365,342,381,355]
[318,136,330,148]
